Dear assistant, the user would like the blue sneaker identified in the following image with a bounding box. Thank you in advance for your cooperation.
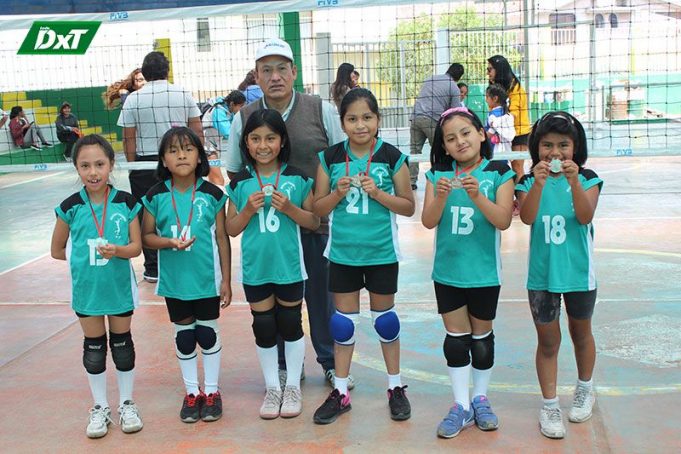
[436,403,475,438]
[471,395,499,430]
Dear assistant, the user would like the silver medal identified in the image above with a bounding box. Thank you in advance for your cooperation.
[262,185,275,196]
[94,237,108,247]
[350,175,363,188]
[450,177,464,189]
[549,158,562,173]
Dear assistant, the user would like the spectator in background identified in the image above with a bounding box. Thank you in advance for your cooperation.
[203,90,246,185]
[351,70,361,88]
[238,69,264,104]
[117,51,203,283]
[55,102,82,160]
[0,109,8,129]
[409,63,464,189]
[330,62,355,111]
[104,68,146,109]
[9,106,51,150]
[457,82,469,106]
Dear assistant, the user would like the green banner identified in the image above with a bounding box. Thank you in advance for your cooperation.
[18,21,101,55]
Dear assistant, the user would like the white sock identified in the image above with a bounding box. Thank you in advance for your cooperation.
[388,373,402,390]
[543,396,560,409]
[256,345,280,389]
[87,372,109,408]
[335,376,349,395]
[203,350,222,394]
[178,355,200,395]
[284,337,305,389]
[116,369,135,405]
[448,364,471,410]
[472,367,492,399]
[578,378,593,389]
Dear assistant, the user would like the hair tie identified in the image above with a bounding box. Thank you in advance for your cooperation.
[439,106,470,125]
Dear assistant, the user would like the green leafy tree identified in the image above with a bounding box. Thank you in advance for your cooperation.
[377,7,521,103]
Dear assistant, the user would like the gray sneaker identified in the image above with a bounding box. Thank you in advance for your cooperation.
[569,384,595,423]
[86,405,112,439]
[539,406,566,439]
[324,368,355,390]
[278,365,305,389]
[260,387,283,419]
[280,386,303,418]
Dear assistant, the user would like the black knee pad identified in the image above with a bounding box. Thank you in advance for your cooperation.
[83,335,108,375]
[109,331,135,372]
[276,304,304,342]
[195,319,221,354]
[251,308,277,348]
[471,331,495,370]
[175,324,197,359]
[443,333,472,368]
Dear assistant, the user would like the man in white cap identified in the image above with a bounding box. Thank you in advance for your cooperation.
[225,38,351,401]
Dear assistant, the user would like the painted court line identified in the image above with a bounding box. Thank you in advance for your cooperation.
[0,171,65,190]
[0,253,49,276]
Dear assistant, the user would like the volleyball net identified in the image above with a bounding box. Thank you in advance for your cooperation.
[0,0,680,172]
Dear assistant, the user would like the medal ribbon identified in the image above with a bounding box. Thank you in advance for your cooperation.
[455,157,483,178]
[170,179,197,242]
[345,139,377,177]
[255,163,282,191]
[88,186,110,238]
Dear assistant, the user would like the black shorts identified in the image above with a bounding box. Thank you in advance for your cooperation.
[329,261,398,295]
[434,282,501,321]
[243,281,305,303]
[75,310,134,318]
[528,289,597,324]
[511,133,529,147]
[165,296,220,323]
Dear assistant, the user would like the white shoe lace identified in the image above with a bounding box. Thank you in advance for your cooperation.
[89,407,113,427]
[263,388,282,408]
[119,402,140,424]
[283,386,302,404]
[573,387,590,408]
[546,407,562,424]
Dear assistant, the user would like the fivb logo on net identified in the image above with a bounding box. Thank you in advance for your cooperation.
[18,21,101,55]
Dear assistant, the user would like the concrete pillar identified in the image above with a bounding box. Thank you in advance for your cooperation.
[316,32,333,102]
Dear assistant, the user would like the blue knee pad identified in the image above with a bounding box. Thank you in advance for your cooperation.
[109,331,135,372]
[196,319,221,355]
[371,307,400,343]
[330,311,358,345]
[174,322,197,360]
[443,332,472,368]
[83,335,107,375]
[471,331,495,370]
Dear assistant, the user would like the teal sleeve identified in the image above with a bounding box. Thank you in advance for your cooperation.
[498,169,516,186]
[54,205,72,224]
[301,176,314,200]
[142,194,156,217]
[129,202,142,222]
[318,150,330,176]
[393,152,408,173]
[213,107,232,139]
[216,192,227,211]
[515,178,531,193]
[425,169,436,184]
[582,177,603,192]
[225,184,238,207]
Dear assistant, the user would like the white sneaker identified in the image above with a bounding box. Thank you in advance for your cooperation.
[280,386,303,418]
[86,405,112,439]
[260,387,283,420]
[569,384,595,423]
[539,406,566,439]
[324,368,355,390]
[119,400,144,433]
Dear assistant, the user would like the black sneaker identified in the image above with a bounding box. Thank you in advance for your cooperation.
[388,385,411,421]
[180,393,203,423]
[143,270,158,283]
[313,389,351,425]
[200,391,223,422]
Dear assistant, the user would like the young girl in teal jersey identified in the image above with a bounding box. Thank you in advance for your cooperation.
[226,109,319,420]
[51,134,144,439]
[312,88,415,425]
[421,107,515,438]
[516,112,602,439]
[142,127,232,424]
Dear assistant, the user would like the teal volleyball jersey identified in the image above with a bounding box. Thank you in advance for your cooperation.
[319,138,408,266]
[516,169,603,292]
[143,178,227,299]
[55,186,140,315]
[427,159,515,287]
[226,163,313,285]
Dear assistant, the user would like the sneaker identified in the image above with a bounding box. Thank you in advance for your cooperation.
[142,270,158,283]
[539,406,566,439]
[471,395,499,431]
[86,405,112,439]
[313,389,351,425]
[29,144,42,151]
[260,387,283,419]
[436,403,475,438]
[180,393,203,423]
[569,384,595,423]
[201,391,223,422]
[278,365,306,389]
[324,368,355,390]
[280,386,303,418]
[387,385,411,421]
[42,141,53,147]
[118,400,144,433]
